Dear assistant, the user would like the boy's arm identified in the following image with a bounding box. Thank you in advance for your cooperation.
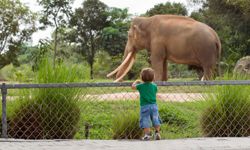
[131,80,141,90]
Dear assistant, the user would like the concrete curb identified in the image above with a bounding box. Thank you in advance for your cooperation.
[1,137,250,150]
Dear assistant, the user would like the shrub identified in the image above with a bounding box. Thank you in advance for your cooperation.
[0,64,35,82]
[201,85,250,137]
[112,110,142,139]
[7,58,82,139]
[159,105,188,126]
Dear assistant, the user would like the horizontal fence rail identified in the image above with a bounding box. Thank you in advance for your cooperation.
[2,80,250,89]
[1,80,250,140]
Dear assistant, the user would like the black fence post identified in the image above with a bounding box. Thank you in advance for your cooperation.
[85,122,92,139]
[1,83,8,138]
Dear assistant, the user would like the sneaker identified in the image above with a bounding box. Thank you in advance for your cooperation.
[155,132,161,140]
[141,134,152,141]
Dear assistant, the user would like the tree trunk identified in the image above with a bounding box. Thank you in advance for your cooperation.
[90,62,93,79]
[89,31,95,80]
[53,27,58,69]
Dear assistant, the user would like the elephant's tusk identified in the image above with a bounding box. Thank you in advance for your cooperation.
[114,55,135,82]
[107,52,133,78]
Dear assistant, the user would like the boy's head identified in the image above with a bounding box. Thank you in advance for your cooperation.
[140,68,155,82]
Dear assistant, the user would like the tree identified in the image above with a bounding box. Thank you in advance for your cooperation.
[101,8,130,56]
[70,0,109,79]
[38,0,74,68]
[0,0,36,69]
[145,2,188,16]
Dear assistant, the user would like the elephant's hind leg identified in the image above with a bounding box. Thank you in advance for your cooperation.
[202,66,214,80]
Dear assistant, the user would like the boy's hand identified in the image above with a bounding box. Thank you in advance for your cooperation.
[131,79,141,90]
[134,79,141,84]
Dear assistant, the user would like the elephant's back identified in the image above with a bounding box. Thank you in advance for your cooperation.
[152,16,220,65]
[152,16,201,38]
[153,17,219,47]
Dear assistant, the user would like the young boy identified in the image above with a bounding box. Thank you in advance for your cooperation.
[131,68,161,140]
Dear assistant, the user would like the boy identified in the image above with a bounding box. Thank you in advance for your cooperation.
[131,68,161,140]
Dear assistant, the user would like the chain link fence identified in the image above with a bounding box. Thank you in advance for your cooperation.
[1,81,250,139]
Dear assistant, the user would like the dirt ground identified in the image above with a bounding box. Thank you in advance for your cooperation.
[85,92,205,102]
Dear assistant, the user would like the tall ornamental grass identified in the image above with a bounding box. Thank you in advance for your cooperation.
[8,59,82,139]
[112,110,142,139]
[201,85,250,137]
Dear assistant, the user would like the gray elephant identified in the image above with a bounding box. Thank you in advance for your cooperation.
[107,15,221,82]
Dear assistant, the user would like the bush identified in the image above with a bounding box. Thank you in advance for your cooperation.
[159,105,188,126]
[0,64,35,82]
[112,110,142,139]
[201,85,250,137]
[7,58,82,139]
[8,96,80,139]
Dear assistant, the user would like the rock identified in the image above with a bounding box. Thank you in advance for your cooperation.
[233,56,250,76]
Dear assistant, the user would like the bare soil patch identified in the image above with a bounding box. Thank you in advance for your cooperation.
[85,92,205,102]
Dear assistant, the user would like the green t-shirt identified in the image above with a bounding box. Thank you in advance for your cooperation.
[136,82,158,106]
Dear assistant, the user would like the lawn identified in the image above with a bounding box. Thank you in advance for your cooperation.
[74,100,207,139]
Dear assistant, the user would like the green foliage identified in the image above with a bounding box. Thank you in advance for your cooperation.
[36,58,90,82]
[0,0,36,69]
[201,85,250,137]
[101,8,130,56]
[93,51,113,78]
[7,59,82,139]
[112,110,142,139]
[38,0,74,67]
[159,105,188,125]
[0,64,35,82]
[8,98,80,139]
[38,0,73,29]
[69,0,109,79]
[145,2,188,16]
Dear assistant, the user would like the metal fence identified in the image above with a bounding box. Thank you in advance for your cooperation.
[1,80,250,140]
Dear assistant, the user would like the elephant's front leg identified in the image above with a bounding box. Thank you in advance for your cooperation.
[162,59,168,81]
[150,49,166,81]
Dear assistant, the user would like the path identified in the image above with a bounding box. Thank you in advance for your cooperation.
[85,92,205,102]
[1,137,250,150]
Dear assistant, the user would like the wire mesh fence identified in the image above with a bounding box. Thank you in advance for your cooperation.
[1,81,250,140]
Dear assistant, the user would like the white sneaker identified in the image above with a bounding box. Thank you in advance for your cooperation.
[141,134,152,141]
[155,132,161,140]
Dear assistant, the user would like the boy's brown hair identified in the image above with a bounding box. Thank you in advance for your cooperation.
[140,68,155,82]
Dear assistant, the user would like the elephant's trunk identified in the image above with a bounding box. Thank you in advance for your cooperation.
[107,51,136,82]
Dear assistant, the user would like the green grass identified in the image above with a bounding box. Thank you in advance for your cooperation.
[74,100,206,139]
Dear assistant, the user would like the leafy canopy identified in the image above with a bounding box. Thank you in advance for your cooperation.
[69,0,109,79]
[0,0,36,69]
[145,2,188,16]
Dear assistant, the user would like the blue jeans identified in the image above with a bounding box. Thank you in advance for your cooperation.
[140,104,161,128]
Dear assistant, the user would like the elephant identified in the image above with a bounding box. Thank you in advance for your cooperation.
[107,15,221,82]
